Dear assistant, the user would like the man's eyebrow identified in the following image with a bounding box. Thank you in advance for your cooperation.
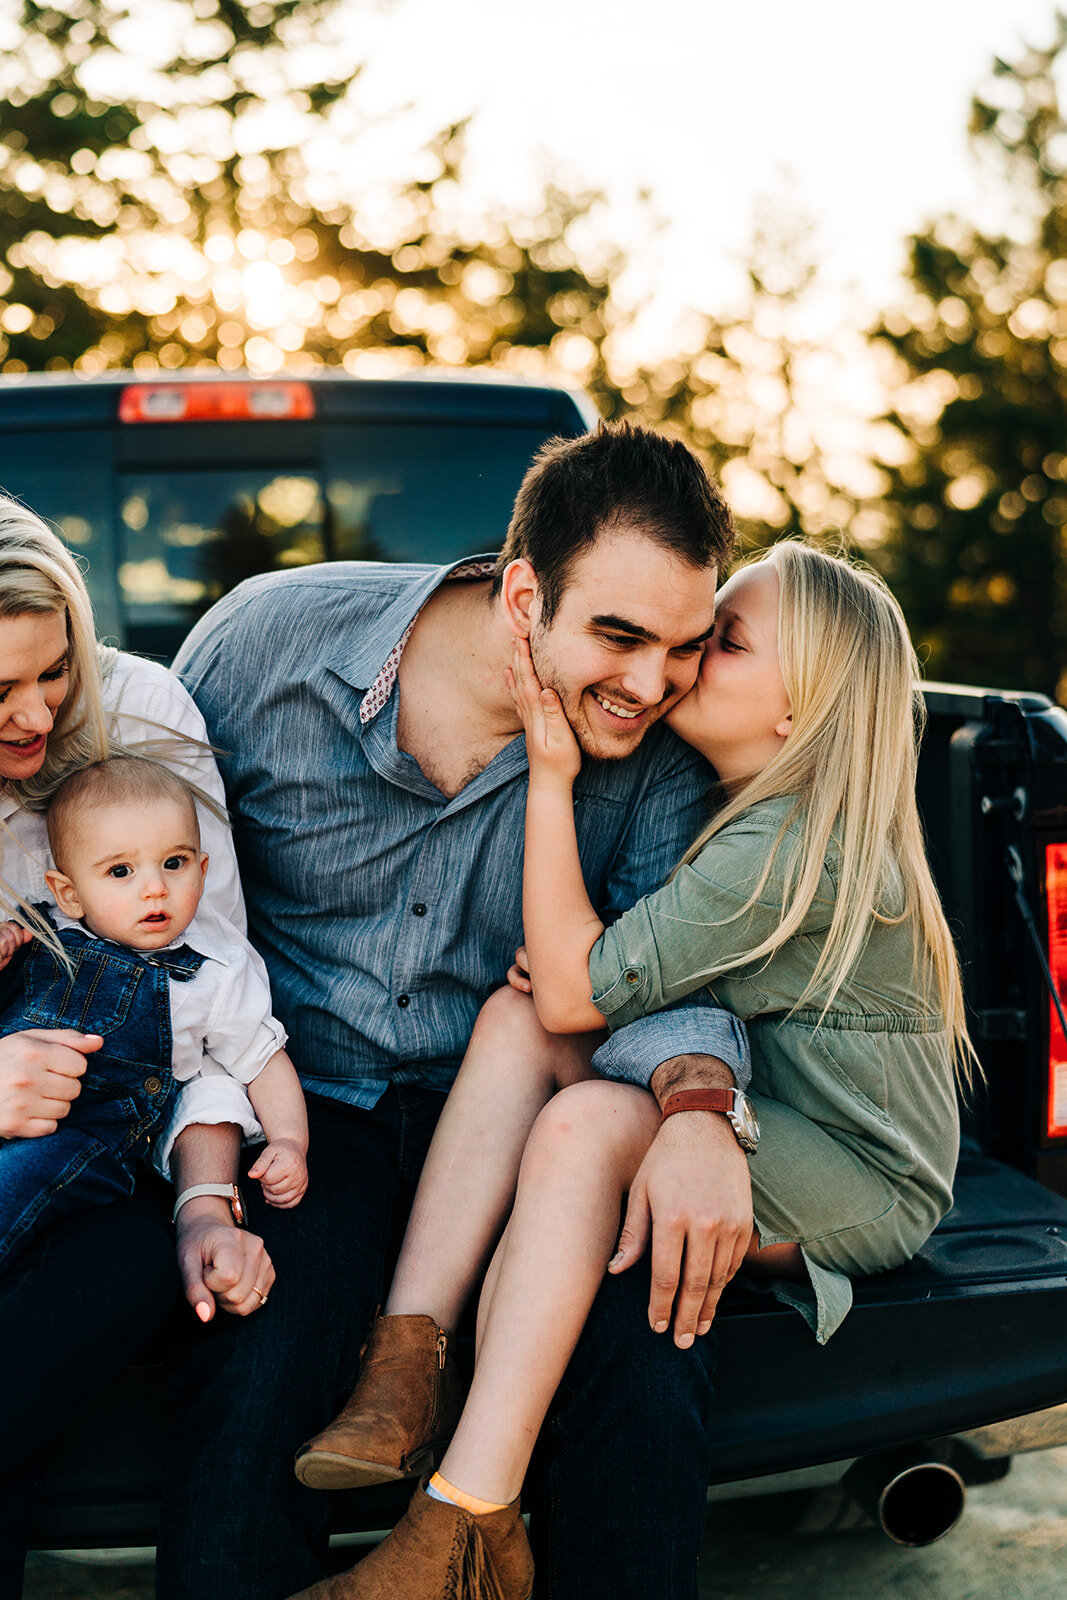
[590,614,713,648]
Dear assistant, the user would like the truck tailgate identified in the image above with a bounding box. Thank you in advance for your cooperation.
[26,1154,1067,1549]
[708,1151,1067,1481]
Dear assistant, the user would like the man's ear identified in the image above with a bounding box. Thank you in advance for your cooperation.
[44,868,83,921]
[499,558,539,640]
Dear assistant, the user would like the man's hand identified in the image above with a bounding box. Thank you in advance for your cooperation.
[175,1200,276,1323]
[0,1028,102,1137]
[608,1052,754,1347]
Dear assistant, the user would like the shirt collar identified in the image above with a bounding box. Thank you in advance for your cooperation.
[50,906,225,965]
[323,554,498,722]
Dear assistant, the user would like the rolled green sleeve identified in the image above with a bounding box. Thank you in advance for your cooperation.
[588,816,834,1031]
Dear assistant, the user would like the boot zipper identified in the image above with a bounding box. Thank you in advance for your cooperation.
[426,1329,448,1437]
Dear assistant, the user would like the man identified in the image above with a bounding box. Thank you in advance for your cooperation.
[160,421,754,1600]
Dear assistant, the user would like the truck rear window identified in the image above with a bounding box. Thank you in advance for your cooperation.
[0,416,557,659]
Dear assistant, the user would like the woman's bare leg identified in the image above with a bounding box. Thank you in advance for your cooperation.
[744,1234,806,1278]
[385,986,597,1332]
[436,1079,661,1504]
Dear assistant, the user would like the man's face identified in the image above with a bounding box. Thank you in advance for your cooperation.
[528,526,718,762]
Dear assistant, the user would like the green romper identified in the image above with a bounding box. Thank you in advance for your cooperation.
[588,797,960,1342]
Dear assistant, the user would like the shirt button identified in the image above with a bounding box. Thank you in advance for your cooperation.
[397,994,410,1008]
[144,1075,163,1094]
[412,904,427,917]
[624,969,641,986]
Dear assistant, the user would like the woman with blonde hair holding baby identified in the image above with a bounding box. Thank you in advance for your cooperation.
[0,495,272,1598]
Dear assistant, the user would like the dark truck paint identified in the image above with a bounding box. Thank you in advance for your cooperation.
[0,373,1064,1551]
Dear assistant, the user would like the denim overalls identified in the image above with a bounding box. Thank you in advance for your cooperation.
[0,910,205,1272]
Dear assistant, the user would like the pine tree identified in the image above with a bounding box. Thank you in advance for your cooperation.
[0,1,620,394]
[870,14,1067,699]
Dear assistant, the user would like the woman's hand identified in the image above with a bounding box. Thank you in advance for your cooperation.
[0,1028,102,1137]
[174,1198,277,1322]
[507,945,533,994]
[0,919,32,971]
[507,636,582,789]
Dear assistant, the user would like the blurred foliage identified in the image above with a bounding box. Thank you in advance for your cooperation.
[870,12,1067,700]
[10,1,1067,709]
[0,0,621,388]
[615,201,877,558]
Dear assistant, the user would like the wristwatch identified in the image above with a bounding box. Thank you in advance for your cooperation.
[172,1182,246,1227]
[660,1087,760,1154]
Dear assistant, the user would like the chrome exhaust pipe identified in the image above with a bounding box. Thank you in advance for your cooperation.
[843,1449,967,1546]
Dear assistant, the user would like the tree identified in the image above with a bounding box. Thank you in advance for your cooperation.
[869,13,1067,700]
[0,0,623,392]
[616,200,881,559]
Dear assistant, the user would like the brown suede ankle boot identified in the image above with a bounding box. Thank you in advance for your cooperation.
[294,1314,465,1490]
[286,1484,534,1600]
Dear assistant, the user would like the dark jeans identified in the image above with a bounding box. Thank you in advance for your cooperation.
[157,1088,719,1600]
[0,1172,180,1600]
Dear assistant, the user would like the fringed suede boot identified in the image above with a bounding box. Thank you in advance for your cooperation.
[295,1314,465,1490]
[285,1483,534,1600]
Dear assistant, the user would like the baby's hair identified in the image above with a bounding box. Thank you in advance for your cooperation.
[47,754,200,872]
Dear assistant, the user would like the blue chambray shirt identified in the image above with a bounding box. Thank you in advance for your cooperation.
[173,556,750,1109]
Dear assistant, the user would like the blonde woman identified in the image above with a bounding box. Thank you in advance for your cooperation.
[0,497,271,1598]
[290,542,971,1600]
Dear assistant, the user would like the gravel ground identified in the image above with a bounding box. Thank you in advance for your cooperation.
[24,1445,1067,1599]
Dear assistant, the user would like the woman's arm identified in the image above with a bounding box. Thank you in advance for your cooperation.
[171,1121,276,1321]
[509,638,607,1033]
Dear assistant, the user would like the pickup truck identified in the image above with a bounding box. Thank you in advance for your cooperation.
[1,370,1065,1558]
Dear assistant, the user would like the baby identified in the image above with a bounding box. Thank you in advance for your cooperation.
[0,754,307,1273]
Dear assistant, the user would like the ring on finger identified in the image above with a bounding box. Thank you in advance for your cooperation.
[251,1285,269,1307]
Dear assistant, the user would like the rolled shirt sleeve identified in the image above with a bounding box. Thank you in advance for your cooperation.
[152,1066,265,1180]
[152,918,288,1180]
[592,996,752,1090]
[587,812,836,1088]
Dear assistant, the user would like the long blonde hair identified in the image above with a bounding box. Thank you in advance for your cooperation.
[0,496,113,807]
[679,540,976,1077]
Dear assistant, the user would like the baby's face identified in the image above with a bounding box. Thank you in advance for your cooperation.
[48,795,208,951]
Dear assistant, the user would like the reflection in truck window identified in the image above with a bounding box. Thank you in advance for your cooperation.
[320,422,554,566]
[117,470,327,655]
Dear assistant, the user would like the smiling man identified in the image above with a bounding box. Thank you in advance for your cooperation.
[163,420,752,1600]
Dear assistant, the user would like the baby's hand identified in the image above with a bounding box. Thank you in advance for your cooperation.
[507,636,582,788]
[248,1138,308,1208]
[0,920,33,971]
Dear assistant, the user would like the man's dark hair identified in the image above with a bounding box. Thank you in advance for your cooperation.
[490,419,735,624]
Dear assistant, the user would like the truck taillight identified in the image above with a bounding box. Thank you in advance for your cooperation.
[1046,842,1067,1137]
[119,381,314,423]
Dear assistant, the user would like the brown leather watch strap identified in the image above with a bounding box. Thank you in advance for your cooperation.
[660,1088,736,1121]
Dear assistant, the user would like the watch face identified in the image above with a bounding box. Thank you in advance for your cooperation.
[731,1093,761,1151]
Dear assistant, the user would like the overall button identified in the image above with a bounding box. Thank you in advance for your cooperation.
[412,904,427,917]
[624,969,641,986]
[144,1075,163,1094]
[397,994,410,1008]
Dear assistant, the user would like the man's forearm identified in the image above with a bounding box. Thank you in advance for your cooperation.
[650,1053,737,1108]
